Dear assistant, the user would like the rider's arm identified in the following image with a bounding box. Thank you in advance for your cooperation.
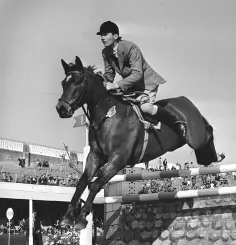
[117,43,144,91]
[102,51,116,83]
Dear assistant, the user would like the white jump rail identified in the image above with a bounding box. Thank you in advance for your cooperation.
[91,164,236,183]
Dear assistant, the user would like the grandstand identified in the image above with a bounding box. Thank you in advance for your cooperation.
[0,137,83,183]
[0,137,101,245]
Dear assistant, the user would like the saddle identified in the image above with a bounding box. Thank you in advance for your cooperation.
[97,74,161,131]
[109,89,161,131]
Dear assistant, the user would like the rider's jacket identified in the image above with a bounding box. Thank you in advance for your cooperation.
[102,40,167,92]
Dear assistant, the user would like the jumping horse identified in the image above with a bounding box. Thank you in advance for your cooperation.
[56,56,224,230]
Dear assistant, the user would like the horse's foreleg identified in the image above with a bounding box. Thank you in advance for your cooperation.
[74,154,127,231]
[61,151,102,226]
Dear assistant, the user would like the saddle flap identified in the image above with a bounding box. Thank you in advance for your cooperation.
[108,89,161,130]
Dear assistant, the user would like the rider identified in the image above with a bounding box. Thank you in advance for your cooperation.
[97,21,186,137]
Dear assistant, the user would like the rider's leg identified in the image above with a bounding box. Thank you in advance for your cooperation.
[138,88,186,138]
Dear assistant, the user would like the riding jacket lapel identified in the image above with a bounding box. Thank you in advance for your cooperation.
[105,48,119,73]
[105,41,125,73]
[117,41,125,72]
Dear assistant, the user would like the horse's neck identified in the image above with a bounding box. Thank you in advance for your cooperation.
[88,91,117,124]
[85,73,131,126]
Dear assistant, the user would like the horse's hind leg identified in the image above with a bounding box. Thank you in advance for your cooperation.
[194,117,219,166]
[74,154,127,231]
[61,151,102,225]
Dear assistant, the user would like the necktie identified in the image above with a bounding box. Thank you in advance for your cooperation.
[111,54,119,69]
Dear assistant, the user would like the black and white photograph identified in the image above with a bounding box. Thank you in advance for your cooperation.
[0,1,235,244]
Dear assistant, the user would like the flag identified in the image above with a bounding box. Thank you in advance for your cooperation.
[73,114,86,128]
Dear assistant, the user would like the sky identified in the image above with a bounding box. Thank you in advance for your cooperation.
[0,0,235,166]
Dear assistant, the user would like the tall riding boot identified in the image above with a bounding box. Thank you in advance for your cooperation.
[153,106,186,138]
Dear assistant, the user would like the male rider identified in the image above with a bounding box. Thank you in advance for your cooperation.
[97,21,186,138]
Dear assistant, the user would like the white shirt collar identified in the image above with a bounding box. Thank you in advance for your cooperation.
[113,43,118,57]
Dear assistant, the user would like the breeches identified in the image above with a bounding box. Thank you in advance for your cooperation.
[137,86,159,115]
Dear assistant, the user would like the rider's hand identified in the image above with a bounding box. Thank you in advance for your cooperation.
[104,81,120,91]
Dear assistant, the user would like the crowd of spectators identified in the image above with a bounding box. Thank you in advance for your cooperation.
[140,172,231,194]
[0,216,103,245]
[18,157,52,169]
[1,156,234,192]
[139,158,233,194]
[0,219,80,245]
[16,172,79,187]
[0,171,14,182]
[0,157,80,187]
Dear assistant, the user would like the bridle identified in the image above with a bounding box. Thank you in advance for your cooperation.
[58,69,105,154]
[58,71,88,114]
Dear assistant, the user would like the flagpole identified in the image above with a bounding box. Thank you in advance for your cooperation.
[80,115,92,245]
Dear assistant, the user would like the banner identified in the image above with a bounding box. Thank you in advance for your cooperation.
[0,137,83,161]
[0,139,23,152]
[73,114,86,128]
[28,145,70,159]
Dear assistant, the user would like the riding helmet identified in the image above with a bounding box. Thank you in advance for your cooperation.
[96,21,119,35]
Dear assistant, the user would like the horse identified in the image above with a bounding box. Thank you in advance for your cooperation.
[56,56,224,230]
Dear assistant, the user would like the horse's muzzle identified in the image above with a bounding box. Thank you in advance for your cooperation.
[56,100,74,118]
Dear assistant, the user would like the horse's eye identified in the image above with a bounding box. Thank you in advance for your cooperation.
[75,76,86,85]
[74,79,81,85]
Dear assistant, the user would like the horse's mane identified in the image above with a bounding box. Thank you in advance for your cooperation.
[86,65,96,73]
[85,65,105,82]
[67,63,102,77]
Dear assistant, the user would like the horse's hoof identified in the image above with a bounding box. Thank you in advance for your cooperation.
[74,218,88,231]
[216,153,226,163]
[60,217,74,226]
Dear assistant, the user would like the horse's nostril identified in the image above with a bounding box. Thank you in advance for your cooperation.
[56,104,67,115]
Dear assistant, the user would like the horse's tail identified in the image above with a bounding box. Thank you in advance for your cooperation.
[195,116,218,166]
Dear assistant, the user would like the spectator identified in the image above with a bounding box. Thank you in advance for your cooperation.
[184,162,190,169]
[163,158,167,171]
[1,172,7,182]
[60,153,66,163]
[6,172,13,182]
[22,211,43,245]
[31,175,37,184]
[176,162,181,169]
[42,160,49,168]
[36,159,42,170]
[157,157,162,169]
[38,173,47,185]
[33,211,43,245]
[18,157,26,168]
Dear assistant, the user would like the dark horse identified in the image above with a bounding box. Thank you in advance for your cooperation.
[56,56,224,230]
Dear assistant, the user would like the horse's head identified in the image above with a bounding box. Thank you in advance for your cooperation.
[56,56,90,118]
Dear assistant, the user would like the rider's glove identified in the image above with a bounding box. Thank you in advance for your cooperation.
[104,81,120,91]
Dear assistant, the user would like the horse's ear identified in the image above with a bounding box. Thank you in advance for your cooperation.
[61,59,69,72]
[75,56,84,72]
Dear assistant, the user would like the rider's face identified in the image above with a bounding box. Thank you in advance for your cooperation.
[101,33,118,47]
